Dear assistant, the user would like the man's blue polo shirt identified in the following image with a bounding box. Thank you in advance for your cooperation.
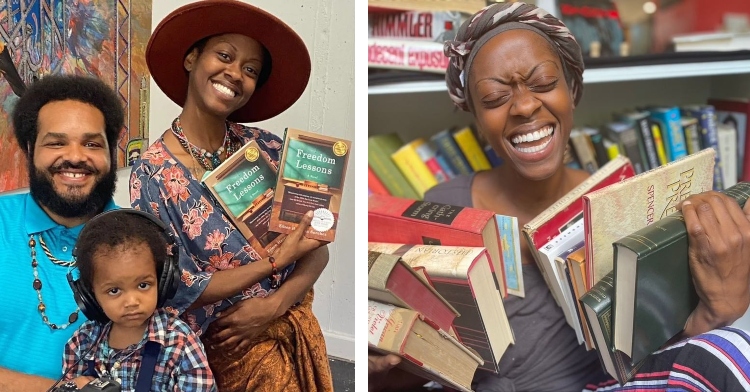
[0,192,117,379]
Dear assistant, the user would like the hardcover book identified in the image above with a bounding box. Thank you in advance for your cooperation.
[537,220,585,341]
[565,247,593,349]
[368,251,459,332]
[391,140,439,198]
[579,271,644,384]
[368,242,514,373]
[431,129,473,176]
[201,140,284,257]
[368,166,390,196]
[612,182,750,365]
[523,155,635,289]
[648,107,688,163]
[269,128,352,242]
[368,133,420,199]
[496,214,524,298]
[683,105,724,190]
[582,148,715,287]
[709,97,750,182]
[368,194,508,297]
[368,300,484,392]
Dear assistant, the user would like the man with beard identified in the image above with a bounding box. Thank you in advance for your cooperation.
[0,74,122,390]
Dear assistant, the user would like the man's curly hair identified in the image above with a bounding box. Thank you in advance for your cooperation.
[12,74,124,158]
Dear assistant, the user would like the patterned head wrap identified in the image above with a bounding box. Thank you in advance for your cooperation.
[444,2,584,111]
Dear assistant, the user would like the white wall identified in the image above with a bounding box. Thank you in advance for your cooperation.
[114,0,355,360]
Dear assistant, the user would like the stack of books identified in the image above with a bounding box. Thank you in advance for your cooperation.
[367,194,521,379]
[367,250,483,391]
[519,143,750,384]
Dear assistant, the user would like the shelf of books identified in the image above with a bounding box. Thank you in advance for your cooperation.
[369,59,750,95]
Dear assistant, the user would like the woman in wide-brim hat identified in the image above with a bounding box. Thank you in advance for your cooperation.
[130,1,333,391]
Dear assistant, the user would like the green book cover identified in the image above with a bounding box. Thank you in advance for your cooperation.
[613,181,750,365]
[201,140,284,257]
[270,128,352,242]
[580,271,643,384]
[368,133,420,199]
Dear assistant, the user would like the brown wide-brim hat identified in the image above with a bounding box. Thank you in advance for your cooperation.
[146,0,311,123]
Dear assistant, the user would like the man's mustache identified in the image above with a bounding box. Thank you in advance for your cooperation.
[48,161,98,175]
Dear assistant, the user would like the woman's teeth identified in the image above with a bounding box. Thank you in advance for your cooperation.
[511,126,553,144]
[213,83,235,97]
[516,138,552,153]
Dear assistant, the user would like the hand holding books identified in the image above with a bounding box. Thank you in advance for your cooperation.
[680,190,750,338]
[273,210,329,268]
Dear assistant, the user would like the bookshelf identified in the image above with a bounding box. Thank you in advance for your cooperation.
[368,56,750,142]
[369,59,750,95]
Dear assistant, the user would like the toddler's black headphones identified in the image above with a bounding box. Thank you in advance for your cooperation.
[67,209,180,323]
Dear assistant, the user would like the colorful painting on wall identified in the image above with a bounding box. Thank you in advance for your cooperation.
[0,0,152,192]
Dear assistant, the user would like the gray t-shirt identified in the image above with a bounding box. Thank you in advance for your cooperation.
[425,175,608,392]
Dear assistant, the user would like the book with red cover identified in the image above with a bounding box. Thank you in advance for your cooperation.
[369,243,514,373]
[368,251,459,332]
[368,194,508,297]
[522,156,635,290]
[368,166,390,196]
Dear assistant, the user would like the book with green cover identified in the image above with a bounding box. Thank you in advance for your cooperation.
[612,181,750,365]
[579,271,643,384]
[368,133,420,199]
[269,128,352,242]
[201,139,284,257]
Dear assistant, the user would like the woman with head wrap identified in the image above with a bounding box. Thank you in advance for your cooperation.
[369,2,750,391]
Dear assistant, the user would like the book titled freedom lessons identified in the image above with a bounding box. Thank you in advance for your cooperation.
[269,128,352,241]
[201,139,284,257]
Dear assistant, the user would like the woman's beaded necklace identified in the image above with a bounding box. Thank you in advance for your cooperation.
[170,117,240,171]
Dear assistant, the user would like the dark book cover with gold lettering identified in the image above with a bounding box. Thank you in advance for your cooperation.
[612,181,750,365]
[201,140,285,257]
[269,128,352,242]
[579,271,644,384]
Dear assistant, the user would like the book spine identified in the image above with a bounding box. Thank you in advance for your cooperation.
[431,130,474,175]
[649,121,669,166]
[430,141,457,180]
[497,214,524,297]
[413,141,450,183]
[483,144,504,167]
[453,127,492,172]
[391,143,439,199]
[717,124,738,188]
[665,108,688,161]
[602,138,620,160]
[368,134,420,199]
[607,123,646,174]
[636,117,660,170]
[587,130,610,167]
[648,114,673,162]
[368,166,391,196]
[694,106,725,190]
[571,131,599,174]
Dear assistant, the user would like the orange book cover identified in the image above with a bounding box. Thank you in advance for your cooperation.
[582,148,715,288]
[269,128,352,242]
